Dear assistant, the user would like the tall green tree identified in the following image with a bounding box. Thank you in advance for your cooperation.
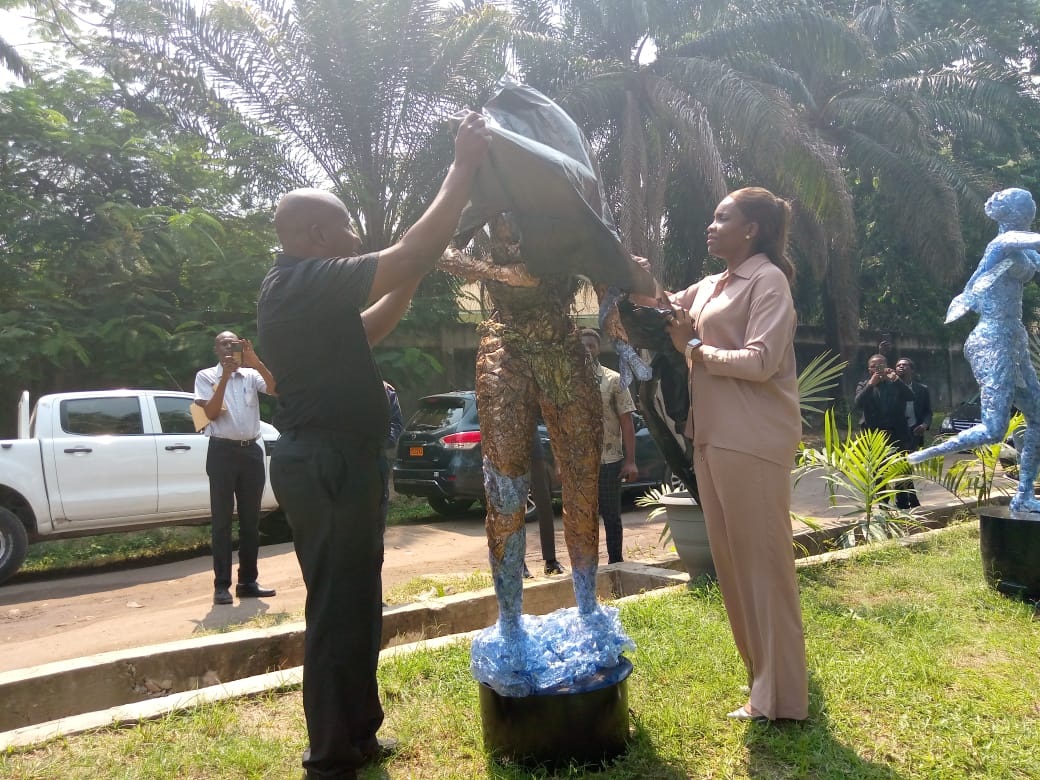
[508,0,851,294]
[96,0,508,250]
[0,71,276,431]
[511,0,1033,363]
[81,0,514,331]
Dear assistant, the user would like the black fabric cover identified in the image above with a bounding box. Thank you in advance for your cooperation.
[456,77,655,296]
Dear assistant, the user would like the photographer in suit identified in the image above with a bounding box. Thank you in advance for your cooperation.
[894,357,932,508]
[854,353,915,449]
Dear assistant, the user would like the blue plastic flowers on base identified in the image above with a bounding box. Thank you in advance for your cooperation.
[470,604,635,697]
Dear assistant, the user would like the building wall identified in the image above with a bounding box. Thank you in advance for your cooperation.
[381,321,978,427]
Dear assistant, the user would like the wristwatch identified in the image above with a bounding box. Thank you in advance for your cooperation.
[685,338,703,360]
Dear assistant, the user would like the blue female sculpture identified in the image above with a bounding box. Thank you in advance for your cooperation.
[908,188,1040,512]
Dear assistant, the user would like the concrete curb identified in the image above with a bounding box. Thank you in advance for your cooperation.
[0,500,978,750]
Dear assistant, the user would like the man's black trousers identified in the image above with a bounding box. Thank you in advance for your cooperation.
[206,438,265,590]
[270,430,386,778]
[599,459,624,563]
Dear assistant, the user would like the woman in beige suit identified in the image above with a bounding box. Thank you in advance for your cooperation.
[663,186,808,722]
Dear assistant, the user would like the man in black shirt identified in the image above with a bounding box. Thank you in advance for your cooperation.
[257,113,489,780]
[854,353,915,505]
[854,354,915,446]
[894,357,932,508]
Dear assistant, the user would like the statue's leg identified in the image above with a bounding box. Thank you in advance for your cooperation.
[538,337,603,615]
[908,388,1012,464]
[476,330,538,632]
[1011,367,1040,511]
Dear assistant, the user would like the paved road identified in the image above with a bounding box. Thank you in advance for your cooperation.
[0,470,967,674]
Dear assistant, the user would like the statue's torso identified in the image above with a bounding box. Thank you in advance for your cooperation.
[485,274,579,341]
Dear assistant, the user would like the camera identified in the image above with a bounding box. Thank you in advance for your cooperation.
[231,342,244,367]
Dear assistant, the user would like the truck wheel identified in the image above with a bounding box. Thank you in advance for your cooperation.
[0,508,28,585]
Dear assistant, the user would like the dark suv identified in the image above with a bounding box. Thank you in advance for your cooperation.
[392,390,677,519]
[938,393,1021,464]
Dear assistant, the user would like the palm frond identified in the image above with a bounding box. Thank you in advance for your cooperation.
[797,350,847,424]
[795,410,921,533]
[0,33,36,83]
[675,6,871,79]
[911,412,1024,506]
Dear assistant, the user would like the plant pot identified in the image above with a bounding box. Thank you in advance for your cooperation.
[659,491,715,578]
[978,506,1040,601]
[478,657,632,767]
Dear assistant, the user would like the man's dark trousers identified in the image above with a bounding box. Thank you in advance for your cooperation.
[206,439,265,589]
[271,430,386,777]
[598,459,624,563]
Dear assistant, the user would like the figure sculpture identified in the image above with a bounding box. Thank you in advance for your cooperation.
[440,216,643,695]
[908,187,1040,512]
[439,80,657,697]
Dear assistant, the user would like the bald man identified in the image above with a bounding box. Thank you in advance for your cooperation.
[257,113,489,780]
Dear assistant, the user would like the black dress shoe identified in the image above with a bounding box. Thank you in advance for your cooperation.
[236,581,276,598]
[213,588,233,605]
[544,559,565,576]
[360,736,400,763]
[522,564,533,579]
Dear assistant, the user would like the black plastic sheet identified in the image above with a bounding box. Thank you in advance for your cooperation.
[456,77,655,296]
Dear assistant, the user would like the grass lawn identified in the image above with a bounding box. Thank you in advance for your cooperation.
[3,522,1038,779]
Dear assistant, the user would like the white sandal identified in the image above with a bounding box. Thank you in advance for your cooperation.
[726,705,767,722]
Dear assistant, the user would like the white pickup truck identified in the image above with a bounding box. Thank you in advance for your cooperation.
[0,389,280,585]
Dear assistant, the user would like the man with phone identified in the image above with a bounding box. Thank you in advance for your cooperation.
[853,353,915,476]
[194,330,277,606]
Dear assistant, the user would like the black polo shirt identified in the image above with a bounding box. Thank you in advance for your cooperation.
[257,252,389,441]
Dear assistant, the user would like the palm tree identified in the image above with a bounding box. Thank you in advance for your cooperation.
[0,0,42,83]
[666,1,1028,358]
[92,0,509,250]
[511,0,1031,363]
[508,2,856,338]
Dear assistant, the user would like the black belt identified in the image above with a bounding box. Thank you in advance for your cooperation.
[209,436,258,447]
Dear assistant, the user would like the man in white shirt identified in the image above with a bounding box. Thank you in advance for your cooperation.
[195,331,277,605]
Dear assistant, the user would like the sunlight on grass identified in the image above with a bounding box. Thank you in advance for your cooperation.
[4,524,1039,778]
[21,525,214,574]
[384,571,494,605]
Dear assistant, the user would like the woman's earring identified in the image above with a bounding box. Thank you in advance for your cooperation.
[745,234,751,240]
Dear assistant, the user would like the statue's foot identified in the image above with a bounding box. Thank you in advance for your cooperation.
[1009,494,1040,513]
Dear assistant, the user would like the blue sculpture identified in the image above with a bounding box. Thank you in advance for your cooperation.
[908,188,1040,512]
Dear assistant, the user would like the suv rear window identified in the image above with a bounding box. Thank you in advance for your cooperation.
[407,399,468,430]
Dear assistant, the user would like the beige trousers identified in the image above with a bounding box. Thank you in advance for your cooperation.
[695,444,809,720]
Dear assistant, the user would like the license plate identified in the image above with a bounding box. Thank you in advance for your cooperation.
[409,445,424,457]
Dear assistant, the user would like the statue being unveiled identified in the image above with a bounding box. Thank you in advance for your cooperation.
[442,79,657,696]
[908,188,1040,512]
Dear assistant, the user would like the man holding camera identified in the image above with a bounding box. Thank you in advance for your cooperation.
[854,352,915,456]
[194,331,277,605]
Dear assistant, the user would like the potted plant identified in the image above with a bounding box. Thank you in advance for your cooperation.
[637,351,847,575]
[637,484,714,578]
